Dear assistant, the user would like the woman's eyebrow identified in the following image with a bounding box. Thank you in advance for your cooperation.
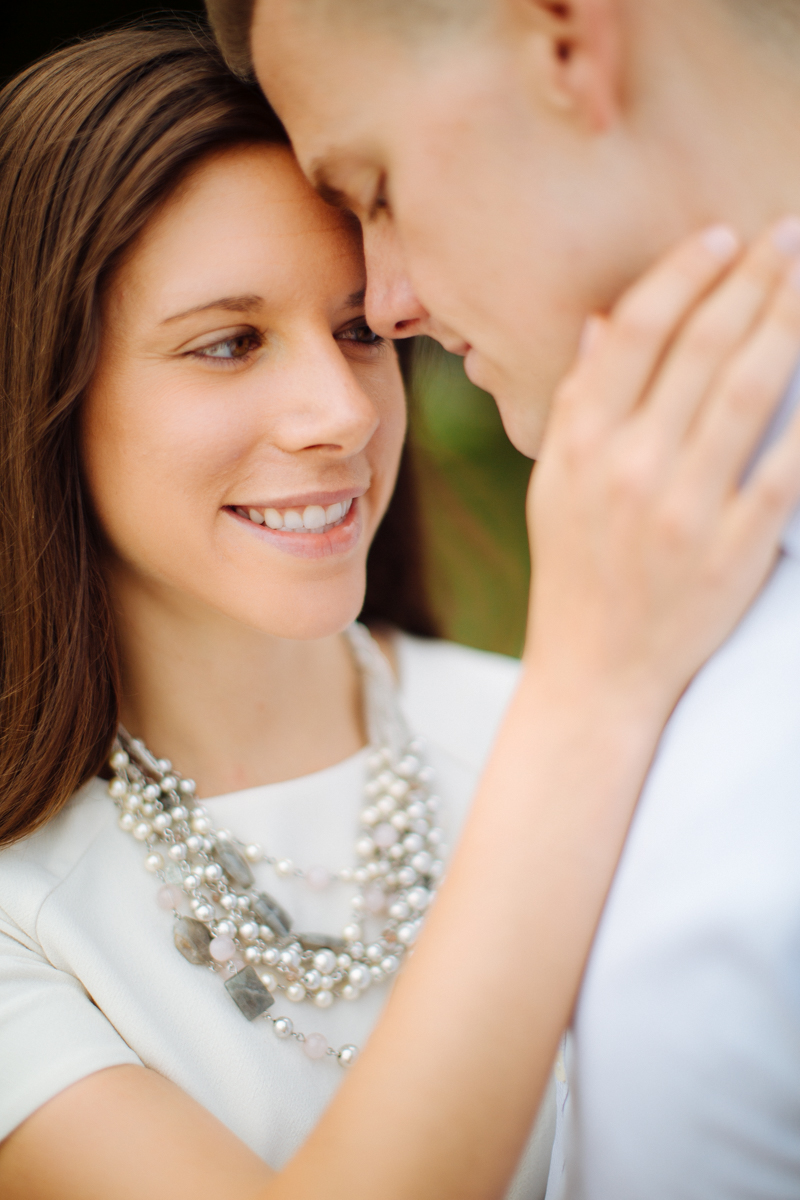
[160,294,264,324]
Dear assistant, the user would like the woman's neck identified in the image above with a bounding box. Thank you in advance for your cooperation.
[110,566,366,799]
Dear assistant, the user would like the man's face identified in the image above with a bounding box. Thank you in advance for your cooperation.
[251,2,676,454]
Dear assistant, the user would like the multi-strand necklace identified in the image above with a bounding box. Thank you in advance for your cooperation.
[109,623,445,1067]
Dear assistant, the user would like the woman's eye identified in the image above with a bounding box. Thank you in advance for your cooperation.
[338,323,384,346]
[192,332,260,362]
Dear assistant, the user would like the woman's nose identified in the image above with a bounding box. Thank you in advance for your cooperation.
[266,335,381,458]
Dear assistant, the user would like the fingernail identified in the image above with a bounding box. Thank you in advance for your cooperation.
[702,224,740,259]
[773,216,800,256]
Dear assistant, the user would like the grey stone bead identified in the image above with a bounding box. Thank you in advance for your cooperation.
[250,892,292,938]
[225,965,275,1021]
[212,845,254,889]
[299,933,347,955]
[174,917,212,965]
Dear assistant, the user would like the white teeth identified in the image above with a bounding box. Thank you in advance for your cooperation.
[303,505,327,530]
[236,498,354,531]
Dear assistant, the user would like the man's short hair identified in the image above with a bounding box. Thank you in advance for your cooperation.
[206,0,483,78]
[205,0,800,81]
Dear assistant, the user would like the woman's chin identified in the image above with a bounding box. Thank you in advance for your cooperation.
[233,578,368,642]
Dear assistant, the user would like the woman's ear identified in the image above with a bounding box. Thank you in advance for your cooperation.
[507,0,623,132]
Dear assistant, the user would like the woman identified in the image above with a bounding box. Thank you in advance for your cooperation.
[2,21,800,1200]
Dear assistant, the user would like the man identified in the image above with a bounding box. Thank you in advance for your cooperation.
[206,1,800,1195]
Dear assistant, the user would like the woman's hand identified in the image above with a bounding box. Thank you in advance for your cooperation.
[527,219,800,721]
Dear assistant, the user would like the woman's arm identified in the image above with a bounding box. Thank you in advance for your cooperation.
[5,220,800,1200]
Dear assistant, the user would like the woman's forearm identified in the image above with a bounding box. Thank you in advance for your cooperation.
[268,669,662,1200]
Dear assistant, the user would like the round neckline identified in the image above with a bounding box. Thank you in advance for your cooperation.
[198,743,372,808]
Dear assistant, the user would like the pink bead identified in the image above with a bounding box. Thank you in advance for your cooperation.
[303,1032,329,1060]
[156,885,182,911]
[209,935,236,962]
[306,864,332,891]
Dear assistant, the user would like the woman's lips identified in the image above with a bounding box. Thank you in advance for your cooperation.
[227,496,362,559]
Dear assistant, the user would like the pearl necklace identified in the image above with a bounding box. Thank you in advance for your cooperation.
[109,623,445,1067]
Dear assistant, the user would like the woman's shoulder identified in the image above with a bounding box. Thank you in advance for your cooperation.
[394,633,521,772]
[0,778,112,932]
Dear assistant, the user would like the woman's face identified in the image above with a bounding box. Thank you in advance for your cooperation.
[82,143,406,640]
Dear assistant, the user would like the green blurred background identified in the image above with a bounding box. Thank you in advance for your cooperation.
[3,6,533,658]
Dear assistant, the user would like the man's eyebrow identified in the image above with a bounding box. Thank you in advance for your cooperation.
[347,288,366,309]
[311,165,352,211]
[160,294,264,325]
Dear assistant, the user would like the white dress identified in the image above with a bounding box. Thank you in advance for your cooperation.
[0,634,559,1198]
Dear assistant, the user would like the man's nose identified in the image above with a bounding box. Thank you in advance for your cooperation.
[363,219,430,340]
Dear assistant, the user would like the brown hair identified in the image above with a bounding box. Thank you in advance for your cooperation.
[0,20,436,848]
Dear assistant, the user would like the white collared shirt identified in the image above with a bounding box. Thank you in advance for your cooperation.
[565,375,800,1197]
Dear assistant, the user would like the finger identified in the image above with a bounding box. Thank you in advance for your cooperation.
[683,263,800,501]
[641,217,800,446]
[576,225,741,425]
[729,392,800,555]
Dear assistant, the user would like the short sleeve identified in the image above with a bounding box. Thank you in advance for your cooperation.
[0,915,142,1141]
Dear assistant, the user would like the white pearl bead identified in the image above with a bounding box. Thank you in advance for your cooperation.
[183,873,201,890]
[167,842,187,861]
[302,969,322,991]
[397,866,417,887]
[381,955,400,974]
[220,893,237,910]
[348,964,371,990]
[407,886,430,911]
[389,779,409,799]
[338,1044,359,1067]
[263,948,280,965]
[397,756,419,777]
[275,859,294,877]
[369,965,384,982]
[390,811,409,831]
[396,922,418,946]
[314,989,333,1009]
[257,969,278,991]
[155,758,172,773]
[273,1017,293,1038]
[280,947,301,969]
[244,843,263,863]
[403,833,424,855]
[337,953,352,971]
[108,778,127,799]
[215,920,236,937]
[194,904,214,922]
[235,895,250,909]
[320,975,334,990]
[259,925,275,942]
[122,793,141,812]
[238,922,258,942]
[355,836,375,859]
[313,950,337,975]
[365,943,383,962]
[388,900,410,921]
[303,1032,329,1060]
[406,801,425,821]
[361,806,379,826]
[286,983,306,1003]
[427,827,445,845]
[337,868,354,883]
[160,776,177,793]
[215,829,232,842]
[132,821,152,841]
[191,816,210,834]
[244,946,261,964]
[377,796,396,816]
[411,851,433,874]
[342,924,362,943]
[142,784,160,802]
[144,852,164,873]
[169,805,188,821]
[185,836,202,853]
[109,750,129,771]
[203,864,222,882]
[178,778,195,795]
[341,985,359,1001]
[140,802,156,817]
[118,812,136,832]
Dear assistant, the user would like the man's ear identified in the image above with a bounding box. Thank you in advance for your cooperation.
[507,0,623,132]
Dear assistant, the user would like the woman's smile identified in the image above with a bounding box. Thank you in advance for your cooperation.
[228,492,362,558]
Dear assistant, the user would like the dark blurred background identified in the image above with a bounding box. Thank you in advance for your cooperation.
[3,5,533,657]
